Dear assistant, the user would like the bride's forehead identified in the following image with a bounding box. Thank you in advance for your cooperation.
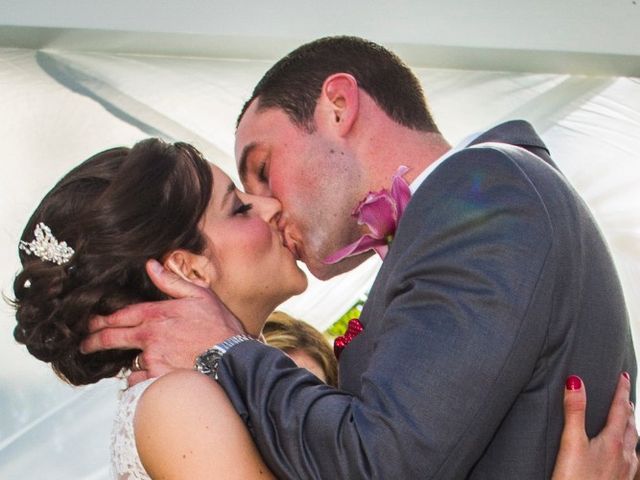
[208,164,243,206]
[209,163,232,186]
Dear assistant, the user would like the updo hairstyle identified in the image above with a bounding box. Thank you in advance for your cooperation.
[12,138,213,385]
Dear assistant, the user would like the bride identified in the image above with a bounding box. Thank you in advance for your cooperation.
[12,138,637,479]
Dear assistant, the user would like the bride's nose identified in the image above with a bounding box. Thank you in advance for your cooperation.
[251,194,282,225]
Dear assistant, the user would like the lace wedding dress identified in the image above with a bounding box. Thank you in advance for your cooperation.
[110,378,157,480]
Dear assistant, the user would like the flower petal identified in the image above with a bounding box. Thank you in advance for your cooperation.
[391,165,411,220]
[356,191,396,238]
[346,319,364,336]
[323,234,387,264]
[373,243,389,260]
[334,335,347,358]
[325,165,412,264]
[333,319,364,359]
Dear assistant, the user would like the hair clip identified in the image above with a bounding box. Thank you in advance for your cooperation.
[19,223,75,266]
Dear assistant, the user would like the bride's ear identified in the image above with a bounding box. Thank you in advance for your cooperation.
[162,250,215,289]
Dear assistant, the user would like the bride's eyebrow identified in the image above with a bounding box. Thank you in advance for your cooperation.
[222,182,236,207]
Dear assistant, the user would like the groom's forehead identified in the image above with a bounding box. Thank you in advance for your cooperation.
[234,104,263,174]
[236,101,298,138]
[235,104,303,173]
[235,102,271,154]
[236,141,258,182]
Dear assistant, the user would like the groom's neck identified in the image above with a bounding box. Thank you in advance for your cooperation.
[361,127,451,192]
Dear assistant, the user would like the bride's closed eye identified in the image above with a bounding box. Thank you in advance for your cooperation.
[233,202,253,215]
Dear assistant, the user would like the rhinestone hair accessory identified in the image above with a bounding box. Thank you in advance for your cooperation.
[19,222,75,266]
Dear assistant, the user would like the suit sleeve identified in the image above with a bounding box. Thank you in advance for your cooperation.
[216,149,556,479]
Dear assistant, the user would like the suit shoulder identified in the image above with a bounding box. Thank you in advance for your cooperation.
[413,146,550,209]
[444,142,547,175]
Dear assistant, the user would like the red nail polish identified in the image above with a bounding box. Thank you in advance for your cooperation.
[566,375,582,391]
[623,371,631,381]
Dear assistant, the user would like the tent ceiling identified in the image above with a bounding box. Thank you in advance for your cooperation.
[1,0,639,76]
[0,7,639,476]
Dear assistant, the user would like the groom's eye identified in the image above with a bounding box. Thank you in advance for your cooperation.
[258,162,268,183]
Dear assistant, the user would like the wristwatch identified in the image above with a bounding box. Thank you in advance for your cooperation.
[194,334,255,380]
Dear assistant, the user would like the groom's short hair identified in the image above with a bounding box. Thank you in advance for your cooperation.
[237,36,440,134]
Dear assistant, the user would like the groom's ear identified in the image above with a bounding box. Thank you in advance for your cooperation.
[162,250,214,289]
[319,73,359,137]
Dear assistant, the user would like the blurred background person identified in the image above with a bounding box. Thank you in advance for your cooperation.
[263,311,338,387]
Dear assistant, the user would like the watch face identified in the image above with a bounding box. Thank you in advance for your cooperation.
[202,348,223,363]
[196,348,223,377]
[195,337,252,379]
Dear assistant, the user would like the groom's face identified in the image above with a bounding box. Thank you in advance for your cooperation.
[235,99,366,280]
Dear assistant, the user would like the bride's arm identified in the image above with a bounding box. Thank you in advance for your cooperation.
[134,370,274,480]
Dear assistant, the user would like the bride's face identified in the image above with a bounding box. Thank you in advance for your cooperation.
[198,165,308,320]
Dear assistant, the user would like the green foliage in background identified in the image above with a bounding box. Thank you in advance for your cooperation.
[325,298,366,339]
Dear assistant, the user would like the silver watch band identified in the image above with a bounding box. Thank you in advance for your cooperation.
[194,334,254,380]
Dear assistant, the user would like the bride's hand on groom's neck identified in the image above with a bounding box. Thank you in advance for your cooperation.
[80,259,245,386]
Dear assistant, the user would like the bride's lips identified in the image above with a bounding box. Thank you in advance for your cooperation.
[292,243,301,261]
[281,234,301,261]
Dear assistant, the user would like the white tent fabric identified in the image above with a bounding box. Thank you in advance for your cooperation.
[0,47,638,479]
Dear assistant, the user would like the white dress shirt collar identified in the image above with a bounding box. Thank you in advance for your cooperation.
[409,132,480,194]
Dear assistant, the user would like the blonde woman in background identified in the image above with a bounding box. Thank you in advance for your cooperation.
[263,311,338,387]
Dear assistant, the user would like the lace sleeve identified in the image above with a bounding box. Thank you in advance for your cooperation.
[110,378,157,480]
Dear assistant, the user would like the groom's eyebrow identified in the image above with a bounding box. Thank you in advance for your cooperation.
[238,142,257,183]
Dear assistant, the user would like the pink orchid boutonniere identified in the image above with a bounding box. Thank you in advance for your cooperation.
[324,166,411,264]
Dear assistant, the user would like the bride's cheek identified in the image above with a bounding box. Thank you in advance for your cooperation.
[242,221,274,254]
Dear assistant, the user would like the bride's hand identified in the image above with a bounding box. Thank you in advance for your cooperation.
[80,259,246,385]
[552,373,638,480]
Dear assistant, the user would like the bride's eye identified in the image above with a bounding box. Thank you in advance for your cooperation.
[233,202,253,215]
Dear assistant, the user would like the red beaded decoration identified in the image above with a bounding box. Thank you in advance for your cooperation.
[333,318,364,359]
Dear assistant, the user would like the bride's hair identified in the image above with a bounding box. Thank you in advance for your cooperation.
[12,138,213,386]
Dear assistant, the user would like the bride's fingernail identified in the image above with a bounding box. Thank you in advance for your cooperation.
[149,260,163,274]
[623,371,631,381]
[566,375,582,391]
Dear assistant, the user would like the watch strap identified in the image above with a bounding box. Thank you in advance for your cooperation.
[194,334,255,380]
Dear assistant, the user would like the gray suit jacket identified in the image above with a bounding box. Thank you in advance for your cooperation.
[217,121,636,479]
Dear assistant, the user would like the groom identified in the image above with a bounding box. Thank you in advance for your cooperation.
[83,37,636,478]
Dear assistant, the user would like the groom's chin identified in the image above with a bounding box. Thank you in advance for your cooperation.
[306,252,373,281]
